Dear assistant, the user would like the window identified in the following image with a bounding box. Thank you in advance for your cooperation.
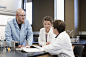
[54,0,64,21]
[26,2,32,24]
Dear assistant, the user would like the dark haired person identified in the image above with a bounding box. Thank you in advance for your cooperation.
[38,16,56,46]
[42,20,75,57]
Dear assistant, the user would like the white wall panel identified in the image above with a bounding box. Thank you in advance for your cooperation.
[0,15,15,40]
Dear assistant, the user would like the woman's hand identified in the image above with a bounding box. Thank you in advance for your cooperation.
[46,42,50,45]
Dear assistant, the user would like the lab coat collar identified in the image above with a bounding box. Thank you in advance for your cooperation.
[13,18,25,30]
[57,31,66,37]
[13,18,20,30]
[55,31,66,38]
[60,31,66,34]
[55,34,59,38]
[13,17,17,24]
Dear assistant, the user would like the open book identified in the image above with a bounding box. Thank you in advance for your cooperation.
[16,45,45,52]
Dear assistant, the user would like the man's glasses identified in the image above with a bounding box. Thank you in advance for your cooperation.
[17,15,26,17]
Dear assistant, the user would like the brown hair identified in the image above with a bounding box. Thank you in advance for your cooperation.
[42,16,53,24]
[53,20,66,33]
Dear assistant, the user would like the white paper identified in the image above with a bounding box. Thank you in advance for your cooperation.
[16,45,45,52]
[22,48,44,52]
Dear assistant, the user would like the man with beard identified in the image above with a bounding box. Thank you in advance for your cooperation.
[5,8,33,48]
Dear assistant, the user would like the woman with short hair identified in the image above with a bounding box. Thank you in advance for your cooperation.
[38,16,55,46]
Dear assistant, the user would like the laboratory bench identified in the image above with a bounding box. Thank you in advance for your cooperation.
[72,39,86,45]
[1,39,86,57]
[0,50,49,57]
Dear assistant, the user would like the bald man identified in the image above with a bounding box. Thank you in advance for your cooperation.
[5,8,33,48]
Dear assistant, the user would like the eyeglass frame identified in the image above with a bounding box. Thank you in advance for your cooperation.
[17,14,26,17]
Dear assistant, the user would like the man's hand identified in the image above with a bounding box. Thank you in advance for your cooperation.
[26,45,30,46]
[18,45,22,48]
[25,45,30,47]
[18,45,24,48]
[46,42,50,45]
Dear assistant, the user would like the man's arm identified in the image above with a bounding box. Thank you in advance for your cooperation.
[5,22,13,46]
[26,21,33,46]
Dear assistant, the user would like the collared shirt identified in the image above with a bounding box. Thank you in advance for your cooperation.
[46,34,48,42]
[18,24,21,30]
[5,18,33,46]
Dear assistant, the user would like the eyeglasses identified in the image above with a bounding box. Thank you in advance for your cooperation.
[17,15,26,17]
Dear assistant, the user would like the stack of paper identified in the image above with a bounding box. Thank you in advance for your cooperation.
[16,45,45,52]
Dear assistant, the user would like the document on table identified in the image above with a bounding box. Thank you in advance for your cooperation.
[16,45,45,52]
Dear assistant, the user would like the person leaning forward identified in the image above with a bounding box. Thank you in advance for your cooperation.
[5,8,33,48]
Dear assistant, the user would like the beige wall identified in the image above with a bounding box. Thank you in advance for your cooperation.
[65,0,75,37]
[32,0,77,37]
[32,0,54,32]
[80,0,86,31]
[32,0,86,37]
[65,0,86,37]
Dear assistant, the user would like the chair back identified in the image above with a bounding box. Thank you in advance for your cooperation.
[74,45,84,57]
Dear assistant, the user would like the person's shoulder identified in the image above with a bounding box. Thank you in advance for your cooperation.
[25,19,29,22]
[59,31,66,35]
[58,31,69,38]
[39,28,45,34]
[40,28,45,31]
[7,18,15,24]
[25,19,30,24]
[40,28,44,30]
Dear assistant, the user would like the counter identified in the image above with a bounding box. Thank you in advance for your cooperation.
[0,50,49,57]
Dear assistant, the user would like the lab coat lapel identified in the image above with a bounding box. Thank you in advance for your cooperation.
[13,18,20,40]
[48,27,52,34]
[20,24,25,39]
[44,27,52,42]
[44,28,46,41]
[14,18,20,30]
[47,27,52,39]
[21,24,24,30]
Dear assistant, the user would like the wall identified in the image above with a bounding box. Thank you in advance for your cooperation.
[80,0,86,31]
[32,0,79,37]
[65,0,75,37]
[32,0,54,32]
[0,0,22,40]
[65,0,86,37]
[74,0,80,36]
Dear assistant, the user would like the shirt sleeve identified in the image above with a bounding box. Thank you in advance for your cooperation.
[38,29,46,46]
[5,22,14,46]
[26,21,33,46]
[42,37,62,55]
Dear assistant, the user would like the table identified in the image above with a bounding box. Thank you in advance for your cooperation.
[72,39,86,45]
[0,50,49,57]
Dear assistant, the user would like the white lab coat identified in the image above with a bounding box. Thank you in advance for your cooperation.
[42,31,75,57]
[38,27,56,46]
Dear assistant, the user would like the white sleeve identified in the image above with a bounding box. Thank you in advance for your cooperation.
[38,29,46,46]
[42,38,62,55]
